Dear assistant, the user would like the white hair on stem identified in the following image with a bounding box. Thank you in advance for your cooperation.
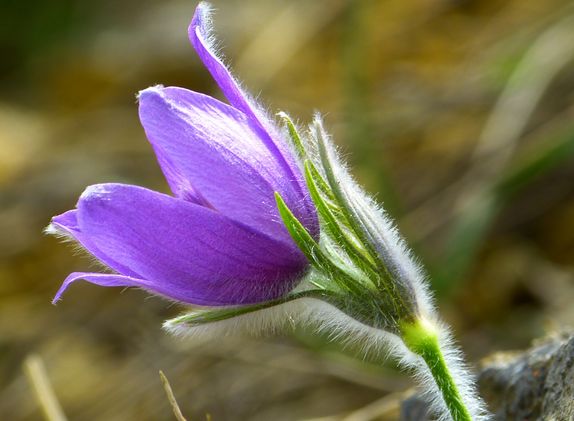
[165,297,488,420]
[162,110,489,419]
[284,115,488,419]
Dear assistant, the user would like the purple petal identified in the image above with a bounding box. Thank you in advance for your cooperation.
[189,3,260,125]
[188,4,318,237]
[52,272,152,304]
[51,210,141,279]
[153,150,212,206]
[138,86,311,243]
[51,209,79,235]
[54,183,307,305]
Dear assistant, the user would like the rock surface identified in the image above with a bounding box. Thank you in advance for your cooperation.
[401,333,574,420]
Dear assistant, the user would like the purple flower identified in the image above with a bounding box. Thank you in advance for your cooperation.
[49,3,318,306]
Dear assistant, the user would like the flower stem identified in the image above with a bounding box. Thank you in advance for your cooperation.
[401,318,472,421]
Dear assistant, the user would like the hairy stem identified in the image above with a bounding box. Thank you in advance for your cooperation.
[402,318,472,421]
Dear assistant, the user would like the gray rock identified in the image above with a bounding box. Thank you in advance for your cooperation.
[540,335,574,420]
[400,394,432,421]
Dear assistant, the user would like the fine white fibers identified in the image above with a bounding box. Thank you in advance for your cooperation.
[300,116,488,419]
[163,111,490,419]
[164,297,409,359]
[44,223,68,239]
[165,298,488,420]
[194,2,268,126]
[308,115,436,318]
[195,3,220,57]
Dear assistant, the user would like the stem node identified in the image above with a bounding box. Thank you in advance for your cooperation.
[401,317,473,421]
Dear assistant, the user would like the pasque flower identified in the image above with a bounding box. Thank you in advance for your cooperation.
[50,3,489,420]
[48,3,318,306]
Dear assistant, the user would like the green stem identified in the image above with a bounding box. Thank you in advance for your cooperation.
[401,318,472,421]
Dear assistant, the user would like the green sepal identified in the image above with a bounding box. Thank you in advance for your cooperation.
[312,120,378,261]
[304,160,378,277]
[277,112,307,160]
[305,158,336,202]
[165,289,331,329]
[275,192,363,295]
[312,120,411,317]
[275,191,322,266]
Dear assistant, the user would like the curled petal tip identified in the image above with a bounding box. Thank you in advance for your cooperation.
[52,272,152,305]
[190,2,213,34]
[51,271,98,304]
[52,273,75,304]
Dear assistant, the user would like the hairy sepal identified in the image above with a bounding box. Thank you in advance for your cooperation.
[164,289,326,330]
[310,115,433,321]
[166,299,487,420]
[304,160,378,276]
[305,116,488,420]
[275,191,365,295]
[164,292,407,359]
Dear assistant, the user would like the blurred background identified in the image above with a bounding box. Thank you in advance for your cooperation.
[1,0,574,419]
